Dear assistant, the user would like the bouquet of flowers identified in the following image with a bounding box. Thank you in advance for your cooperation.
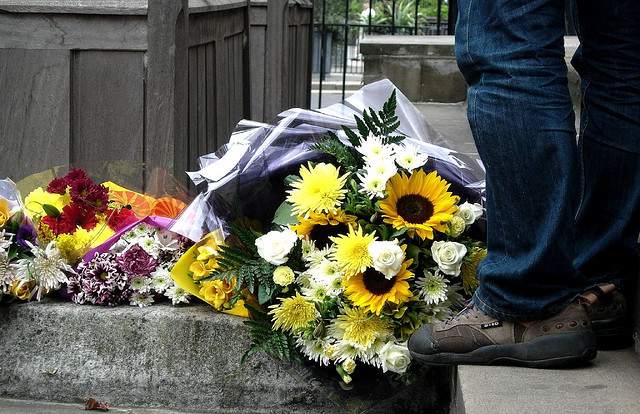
[171,87,487,382]
[2,164,192,305]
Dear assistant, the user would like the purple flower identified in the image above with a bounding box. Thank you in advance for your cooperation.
[71,252,129,306]
[16,225,36,246]
[117,245,157,277]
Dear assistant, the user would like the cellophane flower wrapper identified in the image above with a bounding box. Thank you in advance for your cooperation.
[170,79,485,242]
[9,163,192,302]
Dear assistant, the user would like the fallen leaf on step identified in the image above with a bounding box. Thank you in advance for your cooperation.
[85,398,110,411]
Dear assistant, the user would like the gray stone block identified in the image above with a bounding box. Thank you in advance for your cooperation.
[0,298,450,413]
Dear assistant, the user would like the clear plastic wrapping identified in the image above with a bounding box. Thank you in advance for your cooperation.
[171,79,486,241]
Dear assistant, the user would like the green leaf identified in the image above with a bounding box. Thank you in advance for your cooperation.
[284,174,301,186]
[272,201,299,227]
[391,227,408,239]
[342,125,361,148]
[42,204,60,218]
[257,283,272,305]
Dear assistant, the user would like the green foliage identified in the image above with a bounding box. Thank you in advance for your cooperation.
[272,201,299,227]
[309,131,360,171]
[241,305,301,364]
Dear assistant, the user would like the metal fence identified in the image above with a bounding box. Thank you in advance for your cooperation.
[313,0,457,106]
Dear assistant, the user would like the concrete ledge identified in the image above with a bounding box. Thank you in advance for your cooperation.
[454,349,640,414]
[0,299,450,413]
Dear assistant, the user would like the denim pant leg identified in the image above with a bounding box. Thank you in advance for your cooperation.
[571,0,640,290]
[455,0,583,321]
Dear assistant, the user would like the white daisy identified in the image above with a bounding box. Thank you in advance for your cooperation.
[130,276,150,293]
[164,285,190,305]
[356,134,395,163]
[150,267,173,293]
[130,292,154,307]
[304,246,333,266]
[416,271,449,305]
[301,279,329,302]
[296,336,331,366]
[137,236,160,258]
[300,238,316,261]
[365,158,397,182]
[133,223,153,237]
[308,259,343,281]
[357,171,387,199]
[394,143,429,171]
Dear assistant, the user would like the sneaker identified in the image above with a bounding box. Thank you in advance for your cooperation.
[408,301,597,368]
[580,288,632,350]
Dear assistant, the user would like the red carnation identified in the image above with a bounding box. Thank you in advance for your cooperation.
[46,177,68,195]
[106,208,137,231]
[58,202,98,233]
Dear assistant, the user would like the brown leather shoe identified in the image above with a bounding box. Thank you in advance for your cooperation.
[408,301,597,368]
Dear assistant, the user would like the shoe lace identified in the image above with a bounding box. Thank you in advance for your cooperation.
[442,300,481,328]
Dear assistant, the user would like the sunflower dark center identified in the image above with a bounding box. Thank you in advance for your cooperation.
[310,222,349,249]
[396,194,434,224]
[362,268,396,295]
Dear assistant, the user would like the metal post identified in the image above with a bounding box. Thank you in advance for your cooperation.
[414,0,419,35]
[368,0,373,35]
[448,0,458,35]
[319,0,327,107]
[391,0,396,35]
[436,0,442,34]
[342,0,349,100]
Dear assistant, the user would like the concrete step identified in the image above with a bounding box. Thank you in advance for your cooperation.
[454,348,640,414]
[0,398,192,414]
[0,298,450,414]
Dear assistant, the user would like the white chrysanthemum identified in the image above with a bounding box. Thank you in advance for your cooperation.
[325,274,344,297]
[137,236,161,258]
[309,259,343,281]
[304,246,333,266]
[122,229,138,241]
[133,223,153,237]
[0,249,17,287]
[416,271,449,305]
[394,143,429,171]
[110,239,129,254]
[165,285,190,305]
[295,270,313,289]
[130,292,154,307]
[150,267,173,293]
[300,279,329,302]
[334,340,370,363]
[366,158,397,182]
[154,229,179,250]
[356,134,395,162]
[357,171,387,199]
[130,276,150,293]
[14,242,71,301]
[296,336,331,366]
[0,230,13,250]
[300,238,316,261]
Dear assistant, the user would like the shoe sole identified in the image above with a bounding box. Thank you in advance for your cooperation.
[409,331,597,368]
[592,317,633,350]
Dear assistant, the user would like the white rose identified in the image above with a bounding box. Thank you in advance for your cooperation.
[455,202,484,226]
[255,228,298,265]
[378,341,411,374]
[431,241,467,276]
[368,240,404,279]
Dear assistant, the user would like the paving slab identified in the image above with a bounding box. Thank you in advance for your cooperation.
[455,348,640,414]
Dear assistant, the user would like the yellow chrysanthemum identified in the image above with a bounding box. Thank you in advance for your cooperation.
[286,162,348,218]
[379,170,458,240]
[57,233,91,265]
[269,292,318,332]
[461,247,486,295]
[23,188,70,220]
[330,306,393,349]
[343,259,414,315]
[330,225,377,278]
[291,209,356,249]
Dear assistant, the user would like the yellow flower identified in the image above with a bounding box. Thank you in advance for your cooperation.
[343,258,414,315]
[273,266,295,286]
[461,247,486,295]
[9,280,36,300]
[0,198,10,227]
[196,237,220,261]
[189,260,214,281]
[291,209,356,249]
[379,170,459,240]
[269,292,318,332]
[286,162,348,218]
[199,278,236,309]
[330,225,377,278]
[57,233,91,265]
[23,188,70,220]
[330,306,392,349]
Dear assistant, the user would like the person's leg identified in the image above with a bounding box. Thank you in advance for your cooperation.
[455,0,582,321]
[571,0,640,291]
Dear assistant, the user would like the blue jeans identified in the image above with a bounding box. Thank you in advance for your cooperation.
[455,0,640,321]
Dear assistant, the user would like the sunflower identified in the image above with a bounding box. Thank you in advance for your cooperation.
[329,306,393,349]
[330,225,377,278]
[291,209,356,249]
[343,259,414,315]
[269,292,319,332]
[286,162,349,218]
[379,170,458,240]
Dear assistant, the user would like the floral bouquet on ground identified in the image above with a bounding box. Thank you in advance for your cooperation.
[2,164,192,305]
[171,86,487,382]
